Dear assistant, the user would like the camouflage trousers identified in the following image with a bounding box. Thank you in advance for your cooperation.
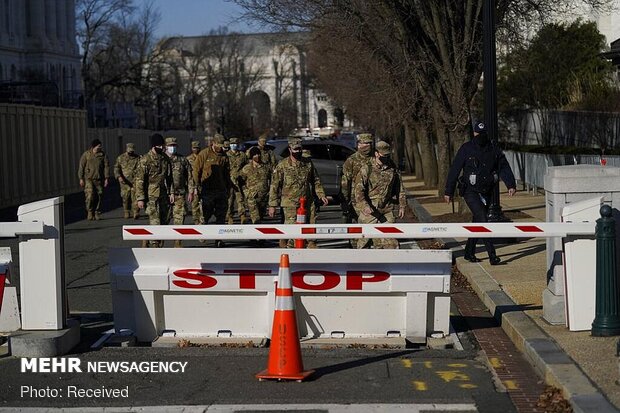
[146,196,171,247]
[356,209,399,249]
[226,187,247,223]
[84,179,104,214]
[120,183,139,216]
[190,193,203,224]
[167,194,187,225]
[245,191,268,224]
[201,190,227,225]
[282,203,317,247]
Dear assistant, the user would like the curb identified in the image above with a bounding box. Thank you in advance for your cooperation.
[407,196,618,413]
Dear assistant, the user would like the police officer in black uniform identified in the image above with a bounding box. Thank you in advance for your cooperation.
[444,121,517,265]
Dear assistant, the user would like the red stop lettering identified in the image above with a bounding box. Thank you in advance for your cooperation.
[292,270,340,290]
[172,269,217,289]
[346,271,390,290]
[223,269,272,289]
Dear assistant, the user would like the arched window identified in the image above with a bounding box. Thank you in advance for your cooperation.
[318,109,327,128]
[334,108,344,127]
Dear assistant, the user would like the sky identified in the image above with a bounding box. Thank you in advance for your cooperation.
[142,0,261,39]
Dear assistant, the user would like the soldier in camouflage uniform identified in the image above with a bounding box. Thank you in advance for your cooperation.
[340,133,374,223]
[268,138,328,248]
[78,138,110,220]
[193,134,231,247]
[247,134,276,171]
[226,137,248,224]
[165,137,195,247]
[239,146,271,225]
[114,143,141,219]
[353,141,407,249]
[301,149,319,228]
[186,140,203,225]
[135,134,174,248]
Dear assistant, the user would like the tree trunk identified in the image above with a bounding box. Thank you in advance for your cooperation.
[416,122,437,187]
[404,120,423,178]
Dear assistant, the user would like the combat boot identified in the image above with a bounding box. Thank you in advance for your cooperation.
[278,239,288,248]
[174,240,183,248]
[123,210,130,219]
[307,241,318,249]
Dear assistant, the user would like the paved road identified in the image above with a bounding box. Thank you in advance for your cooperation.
[0,200,536,412]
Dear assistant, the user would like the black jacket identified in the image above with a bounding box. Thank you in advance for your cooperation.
[444,137,516,197]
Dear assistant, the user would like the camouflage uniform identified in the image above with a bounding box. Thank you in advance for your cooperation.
[239,161,271,224]
[340,133,374,223]
[247,136,276,171]
[193,134,230,228]
[269,138,326,247]
[353,141,407,249]
[165,138,195,227]
[78,144,110,220]
[135,148,173,247]
[186,141,203,224]
[301,149,318,226]
[226,138,248,224]
[114,143,140,219]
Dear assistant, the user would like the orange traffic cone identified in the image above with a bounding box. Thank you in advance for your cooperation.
[256,254,313,382]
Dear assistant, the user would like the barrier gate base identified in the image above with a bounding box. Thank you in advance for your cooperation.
[109,248,452,345]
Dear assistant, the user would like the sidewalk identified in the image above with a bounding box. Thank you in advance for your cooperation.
[403,174,620,413]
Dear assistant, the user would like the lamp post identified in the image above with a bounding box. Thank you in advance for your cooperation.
[483,0,507,222]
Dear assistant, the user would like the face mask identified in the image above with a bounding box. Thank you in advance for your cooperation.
[127,150,134,155]
[378,155,391,164]
[476,134,489,146]
[167,146,177,155]
[154,146,164,154]
[230,144,238,151]
[291,150,302,160]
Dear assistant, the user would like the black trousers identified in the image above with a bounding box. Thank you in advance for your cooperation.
[463,190,496,257]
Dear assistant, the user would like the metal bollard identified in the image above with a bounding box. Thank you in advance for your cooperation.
[592,205,620,336]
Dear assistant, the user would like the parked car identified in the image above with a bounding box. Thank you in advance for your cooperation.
[336,132,358,149]
[242,138,356,199]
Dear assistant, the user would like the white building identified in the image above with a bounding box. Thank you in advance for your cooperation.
[0,0,81,105]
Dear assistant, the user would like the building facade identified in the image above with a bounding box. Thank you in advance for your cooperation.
[0,0,81,106]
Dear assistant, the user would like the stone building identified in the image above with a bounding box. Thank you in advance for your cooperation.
[0,0,81,106]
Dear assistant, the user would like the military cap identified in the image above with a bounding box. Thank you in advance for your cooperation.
[91,138,102,148]
[165,137,177,145]
[258,134,268,142]
[473,121,486,134]
[288,137,302,150]
[126,143,135,151]
[375,140,391,155]
[357,133,373,144]
[212,134,225,145]
[229,137,239,144]
[302,149,311,158]
[248,146,261,158]
[191,140,200,148]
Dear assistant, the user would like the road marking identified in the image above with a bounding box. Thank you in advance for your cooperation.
[412,380,428,391]
[436,370,471,383]
[504,380,519,390]
[401,359,413,368]
[448,363,468,368]
[489,357,503,369]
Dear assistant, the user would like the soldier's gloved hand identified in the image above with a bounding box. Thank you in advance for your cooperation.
[137,200,145,210]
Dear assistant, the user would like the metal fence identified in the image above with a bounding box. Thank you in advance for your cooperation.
[0,103,206,210]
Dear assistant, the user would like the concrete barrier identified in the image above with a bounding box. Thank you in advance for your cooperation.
[109,248,452,344]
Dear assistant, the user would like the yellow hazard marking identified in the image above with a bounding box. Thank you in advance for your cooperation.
[424,361,433,369]
[436,370,470,383]
[459,383,478,389]
[401,359,413,369]
[489,357,503,369]
[412,380,428,391]
[447,363,467,368]
[504,380,519,390]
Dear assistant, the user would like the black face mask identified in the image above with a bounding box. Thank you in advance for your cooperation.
[291,151,302,160]
[476,134,489,146]
[154,146,164,154]
[378,155,391,164]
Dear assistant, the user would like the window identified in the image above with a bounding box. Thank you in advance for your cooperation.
[318,109,327,128]
[304,144,330,160]
[329,145,354,161]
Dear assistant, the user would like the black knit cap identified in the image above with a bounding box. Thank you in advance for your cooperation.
[150,133,165,147]
[249,146,261,158]
[91,138,102,148]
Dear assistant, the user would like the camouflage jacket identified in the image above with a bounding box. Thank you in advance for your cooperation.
[247,146,277,170]
[239,162,271,197]
[134,150,173,202]
[269,157,325,208]
[193,147,230,192]
[353,161,407,214]
[227,151,248,190]
[340,151,373,203]
[113,152,140,185]
[78,150,110,181]
[169,153,194,195]
[186,153,198,168]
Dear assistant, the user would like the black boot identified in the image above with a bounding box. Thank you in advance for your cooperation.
[489,255,501,265]
[464,239,481,262]
[464,253,481,263]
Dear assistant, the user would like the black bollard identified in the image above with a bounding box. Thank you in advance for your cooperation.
[592,205,620,336]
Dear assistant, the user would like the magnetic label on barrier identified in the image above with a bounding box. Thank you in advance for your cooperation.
[315,227,348,234]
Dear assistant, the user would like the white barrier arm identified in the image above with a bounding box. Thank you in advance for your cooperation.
[122,222,596,241]
[0,221,45,238]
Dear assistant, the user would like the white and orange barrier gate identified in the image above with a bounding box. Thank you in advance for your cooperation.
[112,221,596,344]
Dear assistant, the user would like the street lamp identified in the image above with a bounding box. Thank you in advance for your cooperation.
[483,0,507,222]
